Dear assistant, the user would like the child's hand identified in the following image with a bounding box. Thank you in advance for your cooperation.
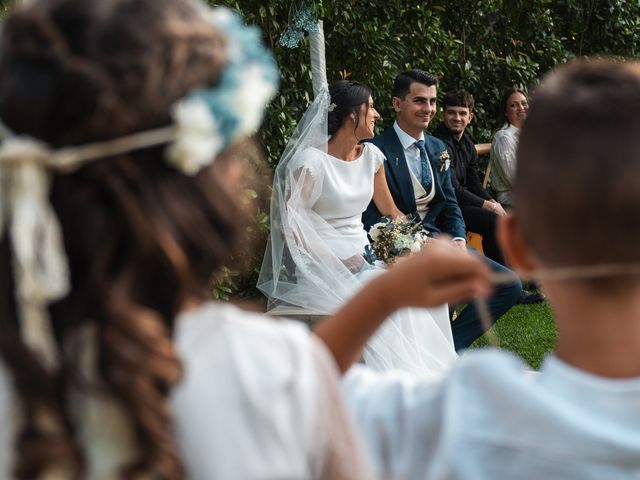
[381,238,492,310]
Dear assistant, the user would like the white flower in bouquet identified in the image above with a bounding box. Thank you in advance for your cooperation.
[369,222,387,241]
[410,230,430,253]
[393,234,414,252]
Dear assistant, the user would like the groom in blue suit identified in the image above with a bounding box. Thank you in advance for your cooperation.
[363,69,521,350]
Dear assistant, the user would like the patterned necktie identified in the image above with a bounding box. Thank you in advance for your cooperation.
[415,139,433,193]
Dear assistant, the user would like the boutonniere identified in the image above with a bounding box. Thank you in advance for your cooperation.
[439,150,450,172]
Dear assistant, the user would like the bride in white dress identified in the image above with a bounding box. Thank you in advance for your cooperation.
[258,81,457,378]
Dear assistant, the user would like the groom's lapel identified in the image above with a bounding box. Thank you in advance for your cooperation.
[424,136,445,197]
[382,128,415,207]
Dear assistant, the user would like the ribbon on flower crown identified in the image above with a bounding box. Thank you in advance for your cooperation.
[0,3,279,370]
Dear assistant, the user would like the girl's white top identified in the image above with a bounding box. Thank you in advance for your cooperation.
[0,302,370,479]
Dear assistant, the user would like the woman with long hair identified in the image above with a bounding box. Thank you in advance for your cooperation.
[489,87,529,206]
[0,0,490,478]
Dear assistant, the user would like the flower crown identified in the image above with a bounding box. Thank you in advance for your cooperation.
[0,3,279,370]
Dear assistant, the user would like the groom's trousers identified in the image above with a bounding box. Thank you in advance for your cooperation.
[451,254,521,351]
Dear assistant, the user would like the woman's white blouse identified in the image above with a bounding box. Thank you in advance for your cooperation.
[490,123,520,203]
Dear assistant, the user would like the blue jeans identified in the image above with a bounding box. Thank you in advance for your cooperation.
[451,253,521,351]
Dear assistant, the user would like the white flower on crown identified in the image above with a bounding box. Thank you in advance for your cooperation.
[167,98,223,175]
[233,64,277,137]
[208,6,234,25]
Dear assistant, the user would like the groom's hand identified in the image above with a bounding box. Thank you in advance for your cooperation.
[452,238,467,252]
[382,238,492,309]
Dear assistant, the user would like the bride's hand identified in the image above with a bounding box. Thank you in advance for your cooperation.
[342,254,366,273]
[379,238,492,309]
[392,211,408,223]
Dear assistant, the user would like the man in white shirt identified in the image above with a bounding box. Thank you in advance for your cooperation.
[347,59,640,479]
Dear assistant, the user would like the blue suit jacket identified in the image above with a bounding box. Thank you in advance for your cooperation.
[363,126,466,239]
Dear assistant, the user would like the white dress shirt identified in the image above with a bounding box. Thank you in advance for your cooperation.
[392,122,463,243]
[0,303,370,479]
[392,121,436,216]
[393,121,434,186]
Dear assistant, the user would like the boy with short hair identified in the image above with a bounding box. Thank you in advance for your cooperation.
[344,59,640,479]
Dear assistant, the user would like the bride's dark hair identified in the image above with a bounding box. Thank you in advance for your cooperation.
[328,80,372,136]
[0,0,250,478]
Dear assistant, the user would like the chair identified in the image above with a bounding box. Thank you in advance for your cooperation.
[466,230,484,254]
[474,143,492,189]
[466,143,493,254]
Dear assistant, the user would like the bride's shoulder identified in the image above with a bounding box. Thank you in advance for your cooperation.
[362,142,386,168]
[298,146,328,162]
[288,146,328,174]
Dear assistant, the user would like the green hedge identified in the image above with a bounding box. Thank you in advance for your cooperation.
[211,0,639,298]
[216,0,639,156]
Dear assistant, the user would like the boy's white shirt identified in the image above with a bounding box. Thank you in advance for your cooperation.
[343,349,640,480]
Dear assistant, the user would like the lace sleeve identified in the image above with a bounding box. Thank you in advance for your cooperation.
[309,335,373,480]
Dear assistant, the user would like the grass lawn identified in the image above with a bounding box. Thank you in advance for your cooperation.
[246,290,558,370]
[470,302,557,369]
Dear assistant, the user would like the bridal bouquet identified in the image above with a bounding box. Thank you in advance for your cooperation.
[365,215,429,265]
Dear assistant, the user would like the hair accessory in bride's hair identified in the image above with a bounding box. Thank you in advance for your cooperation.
[328,102,337,112]
[0,3,278,370]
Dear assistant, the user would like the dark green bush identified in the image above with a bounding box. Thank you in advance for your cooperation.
[216,0,639,152]
[211,0,639,298]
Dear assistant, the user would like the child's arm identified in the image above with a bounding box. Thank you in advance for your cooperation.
[313,239,492,373]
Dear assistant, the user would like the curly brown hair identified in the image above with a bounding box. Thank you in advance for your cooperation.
[0,0,249,477]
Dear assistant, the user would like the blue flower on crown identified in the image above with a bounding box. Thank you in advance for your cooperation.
[167,6,280,174]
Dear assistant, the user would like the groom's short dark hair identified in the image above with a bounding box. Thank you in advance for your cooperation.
[393,69,438,99]
[514,60,640,282]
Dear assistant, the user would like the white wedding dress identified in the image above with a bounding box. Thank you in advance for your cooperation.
[258,90,457,378]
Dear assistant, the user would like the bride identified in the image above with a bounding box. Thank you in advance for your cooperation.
[258,80,457,378]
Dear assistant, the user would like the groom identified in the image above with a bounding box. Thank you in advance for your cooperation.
[363,69,521,350]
